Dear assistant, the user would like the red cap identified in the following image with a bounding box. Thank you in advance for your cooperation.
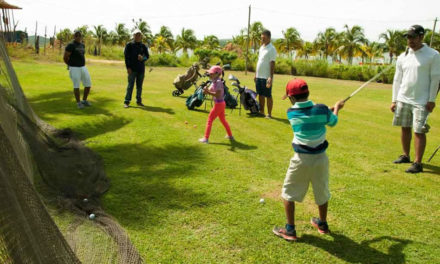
[286,79,309,96]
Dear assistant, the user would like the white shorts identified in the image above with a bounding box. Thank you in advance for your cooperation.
[282,152,330,206]
[69,66,91,89]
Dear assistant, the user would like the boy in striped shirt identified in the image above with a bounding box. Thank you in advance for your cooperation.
[273,79,344,241]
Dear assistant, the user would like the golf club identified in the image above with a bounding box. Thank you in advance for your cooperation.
[343,65,393,103]
[427,143,440,162]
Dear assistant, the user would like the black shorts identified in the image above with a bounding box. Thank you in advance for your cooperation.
[255,78,272,98]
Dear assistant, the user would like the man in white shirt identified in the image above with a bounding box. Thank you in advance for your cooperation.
[391,25,440,173]
[255,30,277,118]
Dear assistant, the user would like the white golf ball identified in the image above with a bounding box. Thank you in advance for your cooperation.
[259,198,265,204]
[83,198,88,203]
[89,213,96,220]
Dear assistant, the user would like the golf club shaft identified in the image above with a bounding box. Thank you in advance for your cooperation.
[428,144,440,162]
[343,65,393,103]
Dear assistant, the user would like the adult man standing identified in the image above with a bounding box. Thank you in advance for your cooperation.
[255,29,276,118]
[123,29,150,108]
[63,31,92,109]
[391,25,440,173]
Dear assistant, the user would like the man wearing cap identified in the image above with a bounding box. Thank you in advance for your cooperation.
[63,30,92,109]
[273,79,344,241]
[123,29,150,108]
[255,29,276,118]
[391,25,440,173]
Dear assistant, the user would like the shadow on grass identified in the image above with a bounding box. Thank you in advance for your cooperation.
[96,143,217,230]
[71,115,132,140]
[422,164,440,175]
[28,91,116,120]
[300,233,411,264]
[271,116,290,125]
[209,140,258,152]
[128,105,175,114]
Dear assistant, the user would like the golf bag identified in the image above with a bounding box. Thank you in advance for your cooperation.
[173,63,201,96]
[228,74,260,115]
[239,87,260,114]
[223,82,238,109]
[186,80,210,110]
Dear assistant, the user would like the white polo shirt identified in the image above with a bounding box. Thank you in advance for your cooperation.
[392,44,440,106]
[256,43,277,79]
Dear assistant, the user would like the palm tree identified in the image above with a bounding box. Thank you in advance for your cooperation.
[314,27,337,60]
[232,29,248,52]
[249,21,264,52]
[338,25,366,64]
[297,41,315,60]
[203,35,220,50]
[359,41,384,63]
[132,18,153,45]
[379,29,405,63]
[279,27,302,59]
[153,35,168,54]
[92,25,107,55]
[155,26,174,53]
[175,28,197,54]
[115,23,130,45]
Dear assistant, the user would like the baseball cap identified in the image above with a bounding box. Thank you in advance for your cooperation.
[207,65,222,75]
[73,30,82,36]
[286,78,309,96]
[404,25,425,37]
[132,29,143,35]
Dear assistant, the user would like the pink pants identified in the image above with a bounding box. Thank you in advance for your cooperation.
[204,101,232,139]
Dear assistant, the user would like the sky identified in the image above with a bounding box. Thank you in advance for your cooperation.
[10,0,440,42]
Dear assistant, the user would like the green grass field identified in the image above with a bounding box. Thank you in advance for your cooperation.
[13,60,440,263]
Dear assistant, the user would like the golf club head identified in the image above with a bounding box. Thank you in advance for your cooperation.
[228,74,238,81]
[233,88,239,93]
[223,64,231,70]
[231,82,239,87]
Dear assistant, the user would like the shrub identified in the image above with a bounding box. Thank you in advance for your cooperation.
[146,53,179,67]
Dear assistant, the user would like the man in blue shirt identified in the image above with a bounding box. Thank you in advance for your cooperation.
[273,79,344,241]
[124,29,150,108]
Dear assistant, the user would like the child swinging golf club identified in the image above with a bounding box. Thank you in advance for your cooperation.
[273,79,344,241]
[198,65,234,144]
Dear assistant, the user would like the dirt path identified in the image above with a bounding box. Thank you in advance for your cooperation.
[87,58,124,64]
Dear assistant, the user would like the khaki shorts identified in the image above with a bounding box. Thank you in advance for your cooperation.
[393,101,429,133]
[281,152,330,206]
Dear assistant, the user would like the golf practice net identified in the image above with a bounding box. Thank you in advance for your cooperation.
[0,38,143,263]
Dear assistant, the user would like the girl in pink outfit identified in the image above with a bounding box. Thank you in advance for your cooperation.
[199,65,233,144]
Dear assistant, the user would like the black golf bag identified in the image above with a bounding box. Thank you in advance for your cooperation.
[239,87,260,114]
[223,82,238,109]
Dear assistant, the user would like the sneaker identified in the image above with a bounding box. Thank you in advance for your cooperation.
[393,155,411,164]
[405,162,423,173]
[136,102,145,107]
[123,103,129,108]
[198,138,209,144]
[265,115,272,119]
[311,217,330,234]
[272,226,297,242]
[81,100,92,107]
[225,135,235,140]
[77,102,84,109]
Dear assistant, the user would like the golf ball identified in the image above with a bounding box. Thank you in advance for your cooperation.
[89,213,96,220]
[83,198,88,203]
[259,198,265,204]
